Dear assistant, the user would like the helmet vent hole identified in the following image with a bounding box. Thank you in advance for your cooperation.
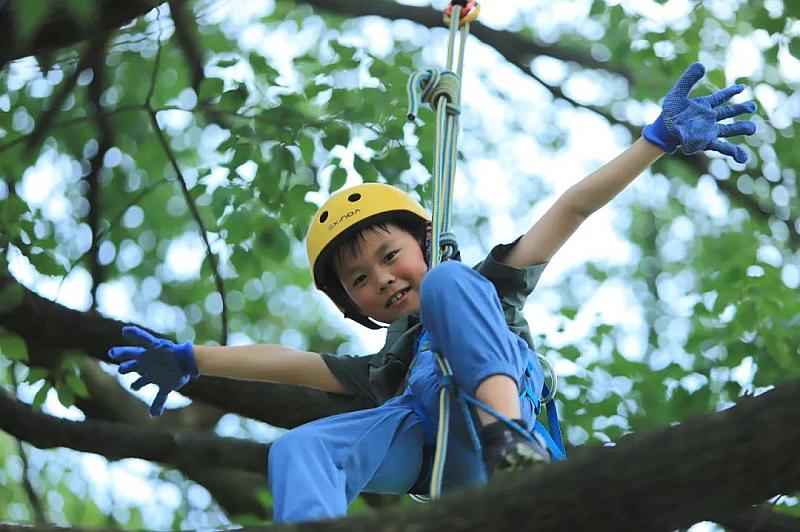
[347,193,361,202]
[319,211,329,223]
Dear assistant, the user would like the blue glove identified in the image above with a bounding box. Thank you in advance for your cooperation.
[108,326,199,417]
[642,62,757,163]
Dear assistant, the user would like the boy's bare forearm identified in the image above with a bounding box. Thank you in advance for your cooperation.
[503,138,664,269]
[193,344,350,395]
[564,137,664,218]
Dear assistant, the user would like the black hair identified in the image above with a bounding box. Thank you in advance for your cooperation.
[316,212,429,327]
[336,217,426,268]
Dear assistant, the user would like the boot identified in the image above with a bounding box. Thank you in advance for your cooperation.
[480,418,550,478]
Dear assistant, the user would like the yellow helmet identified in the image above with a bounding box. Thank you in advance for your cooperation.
[306,183,430,328]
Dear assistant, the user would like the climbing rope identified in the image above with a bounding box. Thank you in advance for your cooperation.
[406,0,475,268]
[406,1,472,499]
[406,0,565,501]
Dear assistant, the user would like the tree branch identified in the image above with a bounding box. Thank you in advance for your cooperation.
[144,26,230,345]
[0,389,268,474]
[6,366,48,526]
[74,360,272,519]
[293,380,800,531]
[85,33,114,309]
[301,0,633,81]
[712,505,800,532]
[0,271,362,428]
[22,43,97,158]
[168,0,204,90]
[4,376,800,530]
[299,0,797,250]
[0,0,165,67]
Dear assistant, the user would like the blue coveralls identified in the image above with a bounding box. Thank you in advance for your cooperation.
[268,261,545,523]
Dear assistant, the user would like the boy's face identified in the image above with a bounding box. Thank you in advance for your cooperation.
[335,224,428,324]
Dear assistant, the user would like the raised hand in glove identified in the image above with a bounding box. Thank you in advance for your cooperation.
[108,326,199,417]
[642,62,757,163]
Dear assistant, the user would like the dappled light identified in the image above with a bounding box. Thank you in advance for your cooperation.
[0,0,798,530]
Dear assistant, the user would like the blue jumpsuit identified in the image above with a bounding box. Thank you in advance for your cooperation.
[267,260,545,523]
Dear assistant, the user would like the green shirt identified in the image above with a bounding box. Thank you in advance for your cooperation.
[320,241,547,410]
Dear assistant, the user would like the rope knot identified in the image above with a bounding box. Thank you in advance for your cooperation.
[406,69,461,121]
[438,231,459,261]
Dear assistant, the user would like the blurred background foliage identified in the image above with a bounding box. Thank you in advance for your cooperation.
[0,0,798,528]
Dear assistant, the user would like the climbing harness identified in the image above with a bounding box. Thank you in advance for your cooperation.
[405,0,566,501]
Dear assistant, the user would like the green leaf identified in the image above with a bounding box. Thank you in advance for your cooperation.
[219,85,249,112]
[589,0,605,17]
[0,195,28,225]
[215,58,239,68]
[0,282,24,313]
[55,381,76,408]
[14,0,51,45]
[226,207,256,244]
[26,249,67,275]
[706,68,726,90]
[198,77,224,102]
[257,220,291,260]
[330,167,347,191]
[66,374,90,398]
[248,51,280,82]
[255,488,272,509]
[32,382,50,409]
[353,155,378,182]
[272,144,296,174]
[321,122,349,150]
[790,39,800,62]
[0,332,28,362]
[298,134,316,163]
[25,367,49,385]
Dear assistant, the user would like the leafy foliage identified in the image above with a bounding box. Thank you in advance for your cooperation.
[0,0,798,528]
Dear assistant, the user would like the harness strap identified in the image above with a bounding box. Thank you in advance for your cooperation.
[411,394,436,447]
[542,382,567,458]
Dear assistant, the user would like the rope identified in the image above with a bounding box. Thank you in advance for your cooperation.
[405,1,564,501]
[406,3,470,500]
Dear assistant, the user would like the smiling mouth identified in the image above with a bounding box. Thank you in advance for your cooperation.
[385,287,411,308]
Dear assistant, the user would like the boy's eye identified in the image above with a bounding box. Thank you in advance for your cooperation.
[353,275,366,287]
[384,250,398,262]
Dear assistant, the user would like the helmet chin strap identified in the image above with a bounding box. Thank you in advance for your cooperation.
[346,309,386,330]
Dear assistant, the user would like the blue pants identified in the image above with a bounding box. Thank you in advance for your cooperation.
[268,261,544,523]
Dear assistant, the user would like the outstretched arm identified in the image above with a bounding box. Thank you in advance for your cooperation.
[109,326,349,416]
[503,63,756,269]
[502,137,662,268]
[194,343,348,395]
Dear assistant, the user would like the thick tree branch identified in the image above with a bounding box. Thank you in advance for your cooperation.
[301,0,633,81]
[4,376,800,530]
[6,366,48,526]
[0,0,165,67]
[0,271,361,428]
[168,0,204,90]
[713,505,800,532]
[288,380,800,532]
[74,360,271,519]
[299,0,797,250]
[22,43,99,157]
[0,389,269,473]
[2,373,271,518]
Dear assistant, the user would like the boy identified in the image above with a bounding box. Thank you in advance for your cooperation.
[109,63,756,523]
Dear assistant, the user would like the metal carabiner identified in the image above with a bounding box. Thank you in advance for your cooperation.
[443,0,480,27]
